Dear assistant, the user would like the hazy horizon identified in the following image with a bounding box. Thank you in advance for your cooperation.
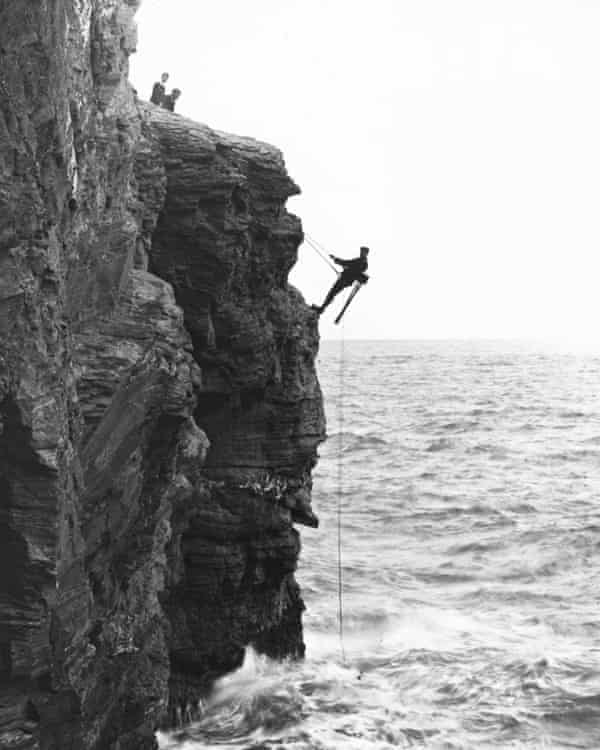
[130,0,600,347]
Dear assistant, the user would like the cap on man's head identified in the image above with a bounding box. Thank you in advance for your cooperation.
[161,72,169,80]
[360,246,370,253]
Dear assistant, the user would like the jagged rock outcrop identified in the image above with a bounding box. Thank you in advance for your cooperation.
[139,108,324,712]
[0,2,324,749]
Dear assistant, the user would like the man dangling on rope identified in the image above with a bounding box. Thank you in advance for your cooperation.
[312,246,370,316]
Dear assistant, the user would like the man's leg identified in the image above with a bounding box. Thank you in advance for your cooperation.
[318,277,349,313]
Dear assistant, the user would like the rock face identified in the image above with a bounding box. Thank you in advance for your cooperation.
[0,2,324,749]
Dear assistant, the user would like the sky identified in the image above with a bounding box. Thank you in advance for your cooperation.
[130,0,600,343]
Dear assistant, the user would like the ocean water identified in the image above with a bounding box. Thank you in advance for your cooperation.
[159,340,600,750]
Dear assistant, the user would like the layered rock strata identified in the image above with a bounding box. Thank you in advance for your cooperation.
[140,107,324,713]
[0,2,324,748]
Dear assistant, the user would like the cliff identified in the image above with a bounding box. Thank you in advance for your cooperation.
[0,2,324,749]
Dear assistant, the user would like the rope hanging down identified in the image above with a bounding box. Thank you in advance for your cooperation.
[304,233,339,275]
[337,325,346,663]
[303,229,348,659]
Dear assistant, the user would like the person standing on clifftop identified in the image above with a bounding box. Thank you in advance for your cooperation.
[313,246,369,315]
[161,88,182,112]
[150,72,169,105]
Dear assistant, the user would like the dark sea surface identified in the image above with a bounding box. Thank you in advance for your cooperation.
[159,340,600,749]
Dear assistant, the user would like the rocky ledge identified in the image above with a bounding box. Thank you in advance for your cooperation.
[0,2,324,748]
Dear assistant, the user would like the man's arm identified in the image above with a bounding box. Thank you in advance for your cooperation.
[330,255,353,268]
[331,256,368,276]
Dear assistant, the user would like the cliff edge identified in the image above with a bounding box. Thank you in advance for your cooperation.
[0,2,324,748]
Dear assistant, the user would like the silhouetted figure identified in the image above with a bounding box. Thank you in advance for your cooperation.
[150,72,169,105]
[314,246,369,315]
[161,88,182,112]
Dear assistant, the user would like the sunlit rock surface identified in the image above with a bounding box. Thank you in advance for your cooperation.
[0,1,324,748]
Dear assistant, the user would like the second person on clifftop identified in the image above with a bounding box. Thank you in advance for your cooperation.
[161,88,182,112]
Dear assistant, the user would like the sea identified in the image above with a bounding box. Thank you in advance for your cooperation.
[158,340,600,750]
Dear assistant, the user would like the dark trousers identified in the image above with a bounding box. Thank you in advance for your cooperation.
[320,275,354,311]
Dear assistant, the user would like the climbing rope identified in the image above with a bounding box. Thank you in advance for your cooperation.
[304,231,329,255]
[304,232,339,275]
[303,228,346,659]
[337,324,346,663]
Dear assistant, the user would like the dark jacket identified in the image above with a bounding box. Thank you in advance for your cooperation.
[150,82,165,105]
[332,255,368,281]
[162,94,176,112]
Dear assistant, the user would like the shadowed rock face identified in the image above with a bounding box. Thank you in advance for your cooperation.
[0,2,324,749]
[141,108,324,713]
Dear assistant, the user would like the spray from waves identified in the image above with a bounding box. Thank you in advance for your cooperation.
[156,605,453,750]
[156,648,299,748]
[156,647,364,750]
[157,608,460,750]
[157,601,600,750]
